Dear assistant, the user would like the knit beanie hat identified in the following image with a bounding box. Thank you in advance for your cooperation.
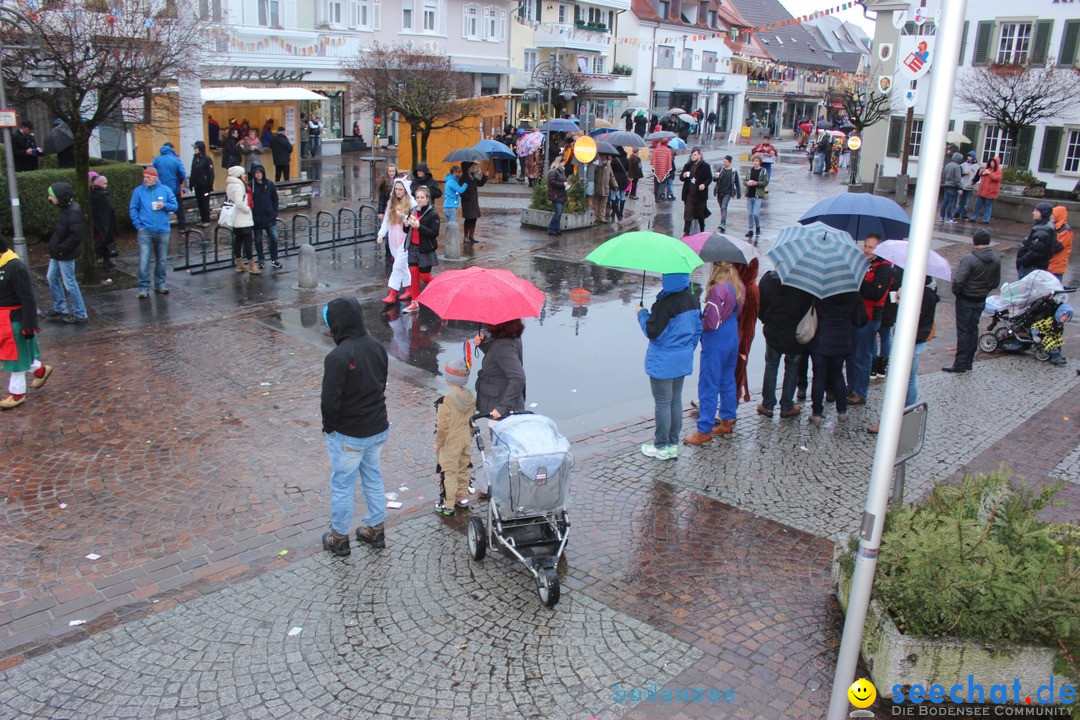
[444,359,470,387]
[93,175,108,188]
[143,166,158,177]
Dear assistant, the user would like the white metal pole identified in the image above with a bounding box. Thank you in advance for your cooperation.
[826,2,969,718]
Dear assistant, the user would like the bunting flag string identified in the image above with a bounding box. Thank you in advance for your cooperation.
[198,27,350,57]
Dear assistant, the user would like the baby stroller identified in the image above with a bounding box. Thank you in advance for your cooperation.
[466,412,573,608]
[979,271,1075,360]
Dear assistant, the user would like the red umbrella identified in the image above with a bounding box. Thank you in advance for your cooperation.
[416,267,546,324]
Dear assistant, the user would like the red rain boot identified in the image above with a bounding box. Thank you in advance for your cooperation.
[380,289,398,304]
[407,267,421,299]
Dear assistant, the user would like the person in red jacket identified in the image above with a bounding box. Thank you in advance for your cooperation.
[970,156,1002,224]
[845,234,893,404]
[650,141,675,201]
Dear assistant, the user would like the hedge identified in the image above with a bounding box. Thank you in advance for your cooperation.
[0,158,145,242]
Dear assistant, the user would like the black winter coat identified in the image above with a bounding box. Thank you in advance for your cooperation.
[758,271,814,355]
[222,135,242,168]
[459,164,488,220]
[270,133,293,167]
[952,247,1001,300]
[12,130,39,172]
[1016,219,1058,271]
[0,255,39,332]
[413,204,440,253]
[250,171,279,228]
[321,297,389,439]
[48,183,82,261]
[680,160,712,202]
[610,154,630,189]
[90,187,117,245]
[190,152,215,189]
[410,172,442,202]
[475,336,526,416]
[810,291,867,357]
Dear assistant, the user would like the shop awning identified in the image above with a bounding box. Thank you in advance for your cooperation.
[201,87,329,103]
[453,64,513,75]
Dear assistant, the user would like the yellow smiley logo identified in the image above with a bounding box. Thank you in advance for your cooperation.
[848,678,877,708]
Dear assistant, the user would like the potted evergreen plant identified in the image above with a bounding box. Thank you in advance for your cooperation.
[520,173,594,231]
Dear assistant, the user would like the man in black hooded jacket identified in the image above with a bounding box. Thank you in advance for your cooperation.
[1015,203,1060,279]
[45,183,88,324]
[321,296,390,557]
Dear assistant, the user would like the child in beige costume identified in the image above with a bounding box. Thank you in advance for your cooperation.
[434,359,476,514]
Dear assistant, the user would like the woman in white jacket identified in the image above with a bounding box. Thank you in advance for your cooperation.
[225,165,258,274]
[377,177,416,304]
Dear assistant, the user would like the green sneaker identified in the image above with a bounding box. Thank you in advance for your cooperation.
[657,445,678,460]
[641,443,663,458]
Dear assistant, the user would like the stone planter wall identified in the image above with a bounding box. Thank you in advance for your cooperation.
[999,182,1047,198]
[833,546,1059,697]
[520,208,595,231]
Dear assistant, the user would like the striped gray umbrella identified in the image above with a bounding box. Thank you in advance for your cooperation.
[766,222,870,299]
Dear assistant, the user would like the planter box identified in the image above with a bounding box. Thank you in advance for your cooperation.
[520,208,595,231]
[1000,181,1047,198]
[833,545,1059,697]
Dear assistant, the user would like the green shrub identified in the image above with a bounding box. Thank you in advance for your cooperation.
[1002,166,1038,185]
[841,471,1079,671]
[0,160,145,242]
[529,171,587,214]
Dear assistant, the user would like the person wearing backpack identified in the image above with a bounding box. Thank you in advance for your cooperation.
[757,270,814,418]
[189,140,215,226]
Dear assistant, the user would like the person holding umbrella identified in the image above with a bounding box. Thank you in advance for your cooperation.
[680,147,712,236]
[472,320,527,420]
[684,263,743,444]
[458,161,488,244]
[637,274,702,460]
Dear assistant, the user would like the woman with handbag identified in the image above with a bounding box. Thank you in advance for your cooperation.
[376,177,416,306]
[223,166,258,274]
[401,186,440,314]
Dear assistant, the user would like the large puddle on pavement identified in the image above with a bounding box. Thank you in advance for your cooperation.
[267,255,767,438]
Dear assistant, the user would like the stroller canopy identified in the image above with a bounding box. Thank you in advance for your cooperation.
[490,414,572,458]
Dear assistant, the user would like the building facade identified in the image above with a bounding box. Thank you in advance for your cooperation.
[863,0,1080,192]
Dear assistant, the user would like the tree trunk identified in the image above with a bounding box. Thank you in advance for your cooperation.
[72,126,99,285]
[409,123,419,169]
[420,126,431,163]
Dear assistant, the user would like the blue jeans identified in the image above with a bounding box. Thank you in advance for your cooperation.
[955,189,973,219]
[747,197,762,233]
[939,187,958,220]
[906,342,925,407]
[444,207,458,224]
[548,201,564,234]
[815,152,827,174]
[971,196,994,223]
[761,344,803,412]
[47,259,87,319]
[877,324,892,359]
[253,224,279,263]
[327,428,388,534]
[310,135,321,156]
[846,317,880,399]
[649,375,685,448]
[655,176,674,200]
[718,194,733,228]
[137,230,170,292]
[696,325,739,432]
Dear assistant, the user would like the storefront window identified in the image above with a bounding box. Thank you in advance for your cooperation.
[300,94,344,139]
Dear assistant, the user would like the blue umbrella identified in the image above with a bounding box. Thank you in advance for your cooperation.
[588,127,611,138]
[538,118,580,133]
[766,222,870,299]
[668,138,687,150]
[474,139,515,160]
[798,193,911,241]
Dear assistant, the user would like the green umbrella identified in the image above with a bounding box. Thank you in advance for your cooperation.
[585,230,704,303]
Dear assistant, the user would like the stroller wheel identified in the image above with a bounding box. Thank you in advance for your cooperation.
[1034,347,1051,362]
[467,516,487,561]
[978,332,1000,353]
[535,567,560,608]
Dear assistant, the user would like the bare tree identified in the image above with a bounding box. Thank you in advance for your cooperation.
[956,63,1080,167]
[344,45,482,165]
[531,62,592,118]
[2,0,212,282]
[840,77,902,136]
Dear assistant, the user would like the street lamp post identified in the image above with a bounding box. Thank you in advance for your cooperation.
[0,5,50,261]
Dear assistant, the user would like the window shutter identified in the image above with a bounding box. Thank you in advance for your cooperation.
[1013,126,1035,169]
[886,116,904,158]
[962,121,979,154]
[463,6,469,37]
[281,0,296,27]
[958,21,968,64]
[372,0,380,29]
[1038,127,1063,173]
[1031,20,1053,65]
[1059,20,1079,67]
[499,10,506,41]
[972,21,993,65]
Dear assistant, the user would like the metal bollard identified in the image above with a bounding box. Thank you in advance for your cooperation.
[298,243,318,289]
[443,218,462,261]
[894,173,909,206]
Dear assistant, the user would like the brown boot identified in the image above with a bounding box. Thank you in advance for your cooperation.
[355,523,385,549]
[322,528,351,557]
[712,419,735,436]
[248,259,261,275]
[235,258,246,273]
[683,430,713,445]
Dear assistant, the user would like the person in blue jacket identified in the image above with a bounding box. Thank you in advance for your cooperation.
[129,167,178,299]
[151,142,188,231]
[685,262,743,444]
[637,273,702,460]
[442,165,468,224]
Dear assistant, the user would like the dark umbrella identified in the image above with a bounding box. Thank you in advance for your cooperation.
[473,139,515,160]
[620,108,634,118]
[587,127,611,138]
[644,131,677,141]
[798,193,912,241]
[816,120,834,131]
[43,123,74,155]
[594,130,647,147]
[681,232,758,265]
[538,118,580,133]
[596,140,620,156]
[444,147,490,163]
[839,122,857,133]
